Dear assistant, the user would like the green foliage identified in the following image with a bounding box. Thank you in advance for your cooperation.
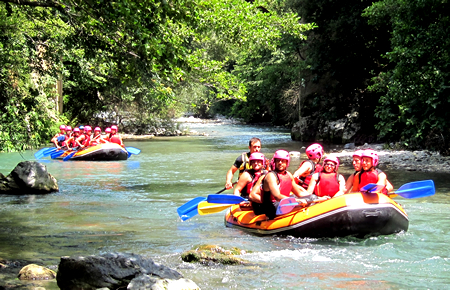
[364,0,450,153]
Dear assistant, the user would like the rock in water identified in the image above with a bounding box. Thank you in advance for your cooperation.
[0,161,58,194]
[57,252,199,290]
[18,264,56,280]
[0,161,59,194]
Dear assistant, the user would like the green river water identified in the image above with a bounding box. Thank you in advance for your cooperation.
[0,122,449,289]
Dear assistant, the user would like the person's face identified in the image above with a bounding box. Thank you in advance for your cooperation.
[362,157,373,171]
[274,158,287,171]
[111,129,117,134]
[352,156,362,171]
[249,141,261,153]
[66,130,72,135]
[94,131,100,136]
[250,159,263,171]
[323,161,336,173]
[60,129,65,134]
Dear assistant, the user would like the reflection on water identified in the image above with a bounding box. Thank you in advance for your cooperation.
[0,123,449,289]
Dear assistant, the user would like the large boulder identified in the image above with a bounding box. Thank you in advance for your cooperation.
[56,252,199,290]
[18,264,56,280]
[0,161,58,194]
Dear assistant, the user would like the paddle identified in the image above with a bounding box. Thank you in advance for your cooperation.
[362,180,435,199]
[177,197,207,221]
[34,147,55,159]
[207,194,246,204]
[126,147,141,155]
[51,150,66,159]
[198,201,235,215]
[275,196,328,215]
[176,183,236,221]
[63,151,77,161]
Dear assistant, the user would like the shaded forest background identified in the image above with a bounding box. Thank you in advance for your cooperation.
[0,0,449,154]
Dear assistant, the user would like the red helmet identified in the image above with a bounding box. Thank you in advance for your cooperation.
[59,125,66,130]
[94,127,101,132]
[306,143,324,160]
[362,149,379,167]
[105,128,111,133]
[323,155,340,172]
[111,125,118,131]
[65,126,72,131]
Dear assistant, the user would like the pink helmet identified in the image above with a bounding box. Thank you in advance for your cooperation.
[65,126,72,131]
[85,126,92,132]
[94,127,101,132]
[249,152,265,162]
[272,150,290,167]
[59,125,66,130]
[105,128,111,133]
[353,150,364,158]
[73,127,80,133]
[111,125,118,131]
[362,149,379,167]
[306,143,324,160]
[323,155,340,171]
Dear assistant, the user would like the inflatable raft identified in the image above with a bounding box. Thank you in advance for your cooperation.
[225,192,409,239]
[56,143,128,161]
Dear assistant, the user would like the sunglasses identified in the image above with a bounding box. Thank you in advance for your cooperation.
[324,162,336,167]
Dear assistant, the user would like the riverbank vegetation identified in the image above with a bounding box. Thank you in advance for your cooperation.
[1,0,449,154]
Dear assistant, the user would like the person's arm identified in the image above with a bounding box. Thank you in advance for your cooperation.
[386,179,394,192]
[292,162,313,180]
[233,172,251,196]
[225,165,238,189]
[377,172,387,187]
[263,172,285,201]
[350,172,360,193]
[289,172,309,197]
[51,135,60,148]
[333,175,347,198]
[345,174,354,194]
[306,173,319,195]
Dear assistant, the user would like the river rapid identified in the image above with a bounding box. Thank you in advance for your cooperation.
[1,121,449,289]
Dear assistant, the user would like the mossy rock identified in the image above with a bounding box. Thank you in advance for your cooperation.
[18,264,56,280]
[181,245,248,265]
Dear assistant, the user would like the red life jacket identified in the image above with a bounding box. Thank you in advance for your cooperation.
[265,170,292,202]
[90,134,102,146]
[243,169,267,198]
[297,160,323,189]
[110,135,122,145]
[314,172,340,197]
[358,168,388,194]
[82,134,91,147]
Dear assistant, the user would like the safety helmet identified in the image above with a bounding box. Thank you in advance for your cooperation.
[352,150,364,158]
[59,125,66,130]
[94,127,101,132]
[111,125,118,131]
[79,125,84,130]
[249,152,265,162]
[85,126,92,132]
[323,155,340,172]
[65,126,72,131]
[73,128,80,133]
[272,150,290,167]
[362,149,379,167]
[105,128,111,133]
[306,143,324,160]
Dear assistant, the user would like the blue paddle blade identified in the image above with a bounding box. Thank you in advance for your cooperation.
[276,197,298,215]
[207,194,245,204]
[361,183,386,193]
[63,151,76,161]
[34,147,52,159]
[177,197,207,221]
[51,150,65,159]
[43,148,58,157]
[395,180,435,199]
[126,147,141,155]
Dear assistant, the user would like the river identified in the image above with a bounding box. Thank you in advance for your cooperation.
[0,122,449,289]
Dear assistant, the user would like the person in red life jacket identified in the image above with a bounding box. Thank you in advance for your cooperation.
[80,126,92,148]
[225,137,270,190]
[352,149,393,195]
[51,125,67,149]
[60,126,72,148]
[307,155,346,201]
[66,127,82,150]
[293,143,324,190]
[249,150,309,219]
[345,150,364,193]
[109,125,124,146]
[90,127,104,146]
[233,152,268,200]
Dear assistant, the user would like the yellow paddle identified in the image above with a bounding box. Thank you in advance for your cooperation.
[198,201,235,215]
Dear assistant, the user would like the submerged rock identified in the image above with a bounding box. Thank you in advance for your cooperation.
[181,245,247,265]
[56,252,199,290]
[18,264,56,280]
[0,161,58,194]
